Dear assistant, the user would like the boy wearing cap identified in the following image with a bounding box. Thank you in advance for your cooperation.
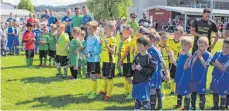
[23,23,35,67]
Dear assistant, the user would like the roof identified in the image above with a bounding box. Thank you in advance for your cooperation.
[1,9,32,16]
[1,1,16,6]
[144,5,229,17]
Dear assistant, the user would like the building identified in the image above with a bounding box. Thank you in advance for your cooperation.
[1,9,32,23]
[1,1,17,9]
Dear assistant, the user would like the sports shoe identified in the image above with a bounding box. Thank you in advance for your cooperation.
[99,91,106,95]
[104,95,111,100]
[125,94,132,100]
[87,93,97,99]
[173,105,181,109]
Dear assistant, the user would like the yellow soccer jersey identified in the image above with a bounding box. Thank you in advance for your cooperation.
[101,36,116,63]
[130,33,141,57]
[121,37,133,63]
[167,38,181,62]
[158,44,169,69]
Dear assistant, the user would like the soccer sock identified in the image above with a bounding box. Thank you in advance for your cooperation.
[220,97,227,110]
[64,66,68,77]
[49,57,52,65]
[226,95,229,109]
[40,58,43,65]
[52,58,55,65]
[161,82,165,95]
[150,95,156,110]
[16,47,19,54]
[177,95,182,107]
[184,97,190,109]
[128,83,132,95]
[30,58,34,66]
[44,57,47,65]
[56,62,61,74]
[156,89,162,109]
[70,67,74,77]
[74,69,78,79]
[107,79,113,97]
[92,80,97,94]
[124,79,129,94]
[26,58,30,66]
[213,93,219,109]
[142,101,150,110]
[199,94,206,110]
[102,78,108,93]
[134,99,142,110]
[191,92,197,109]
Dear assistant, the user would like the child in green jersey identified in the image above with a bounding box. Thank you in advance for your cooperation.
[38,26,49,66]
[48,24,58,66]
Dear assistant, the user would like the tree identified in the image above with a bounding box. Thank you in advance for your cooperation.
[87,0,132,20]
[18,0,34,13]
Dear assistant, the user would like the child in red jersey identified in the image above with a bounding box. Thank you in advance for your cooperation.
[23,23,35,67]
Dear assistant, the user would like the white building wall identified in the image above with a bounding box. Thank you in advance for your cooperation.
[1,2,15,9]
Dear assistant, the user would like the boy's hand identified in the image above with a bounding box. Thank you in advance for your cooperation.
[132,64,136,70]
[215,59,220,66]
[118,61,123,67]
[188,55,193,60]
[167,50,174,57]
[135,64,142,71]
[163,71,170,81]
[74,66,78,70]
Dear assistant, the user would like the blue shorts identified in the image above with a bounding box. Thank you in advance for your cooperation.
[13,37,19,46]
[150,74,162,89]
[132,81,150,101]
[210,77,229,96]
[191,81,206,94]
[176,82,191,96]
[7,38,13,47]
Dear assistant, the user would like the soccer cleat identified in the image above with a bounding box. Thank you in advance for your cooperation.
[87,93,97,99]
[173,105,182,109]
[125,94,132,100]
[104,95,111,100]
[211,107,219,110]
[99,91,106,95]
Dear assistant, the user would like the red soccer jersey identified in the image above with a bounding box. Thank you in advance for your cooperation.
[27,17,35,23]
[23,31,35,50]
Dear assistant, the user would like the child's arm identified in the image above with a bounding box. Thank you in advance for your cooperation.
[119,46,130,66]
[137,56,156,77]
[104,40,116,54]
[184,55,192,70]
[214,60,229,71]
[91,39,101,56]
[161,61,170,81]
[167,50,177,66]
[198,51,211,69]
[61,42,70,53]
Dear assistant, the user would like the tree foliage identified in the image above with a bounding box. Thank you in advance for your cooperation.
[87,0,132,20]
[18,0,34,13]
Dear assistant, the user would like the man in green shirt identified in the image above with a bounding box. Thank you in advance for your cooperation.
[38,27,49,66]
[56,23,70,78]
[128,13,139,35]
[72,8,83,28]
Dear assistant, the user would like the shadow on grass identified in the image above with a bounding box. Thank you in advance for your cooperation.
[20,76,64,84]
[114,83,124,88]
[104,105,133,110]
[1,65,28,70]
[16,94,133,108]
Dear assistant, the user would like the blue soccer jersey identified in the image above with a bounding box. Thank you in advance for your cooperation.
[81,14,94,25]
[148,47,163,89]
[62,16,72,33]
[210,51,229,96]
[191,51,212,94]
[86,34,101,62]
[13,27,20,46]
[33,29,42,46]
[7,26,14,47]
[175,53,192,96]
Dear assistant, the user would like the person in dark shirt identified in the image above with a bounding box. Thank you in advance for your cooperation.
[225,22,229,38]
[132,36,156,110]
[190,8,219,54]
[138,12,150,28]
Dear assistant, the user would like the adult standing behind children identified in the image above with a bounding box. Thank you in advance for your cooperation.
[81,6,94,39]
[71,8,83,40]
[62,9,72,40]
[190,8,219,54]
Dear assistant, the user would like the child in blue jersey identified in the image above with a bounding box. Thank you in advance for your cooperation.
[7,21,14,55]
[132,36,156,110]
[33,23,42,54]
[190,36,212,110]
[13,22,20,55]
[147,33,170,110]
[210,38,229,110]
[168,36,193,110]
[86,21,101,99]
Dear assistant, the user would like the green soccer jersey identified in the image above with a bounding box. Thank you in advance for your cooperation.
[48,33,57,51]
[56,32,70,56]
[38,34,49,50]
[72,15,83,28]
[69,38,82,67]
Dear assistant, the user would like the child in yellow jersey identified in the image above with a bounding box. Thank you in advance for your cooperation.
[118,25,134,99]
[167,26,183,95]
[158,31,170,99]
[99,21,116,100]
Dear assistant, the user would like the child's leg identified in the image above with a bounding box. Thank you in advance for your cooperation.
[100,77,108,94]
[49,56,52,65]
[150,88,157,110]
[191,92,197,109]
[176,95,182,107]
[44,51,47,66]
[220,96,227,110]
[74,68,78,79]
[126,77,132,99]
[70,66,74,77]
[199,94,206,110]
[88,63,98,99]
[142,100,150,110]
[134,99,142,110]
[184,94,191,110]
[16,46,19,55]
[156,88,162,109]
[227,95,229,109]
[213,93,219,109]
[63,65,68,78]
[161,81,166,95]
[107,78,113,98]
[39,50,43,65]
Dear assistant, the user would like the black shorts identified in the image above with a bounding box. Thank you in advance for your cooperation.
[123,63,133,77]
[102,62,115,79]
[55,55,68,66]
[87,62,100,74]
[48,50,56,58]
[25,49,34,58]
[39,50,48,58]
[169,63,176,79]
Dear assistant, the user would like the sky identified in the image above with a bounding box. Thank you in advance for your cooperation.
[3,0,86,6]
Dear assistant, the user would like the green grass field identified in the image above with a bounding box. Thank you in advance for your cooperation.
[1,37,223,110]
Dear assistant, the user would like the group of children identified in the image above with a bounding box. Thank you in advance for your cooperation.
[19,18,229,110]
